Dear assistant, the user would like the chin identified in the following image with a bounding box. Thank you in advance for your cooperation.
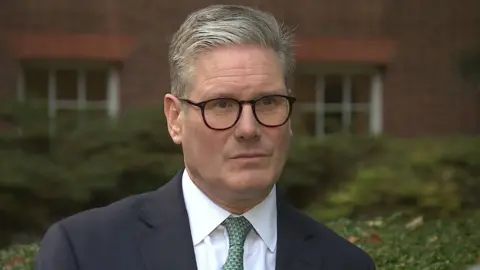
[225,168,277,192]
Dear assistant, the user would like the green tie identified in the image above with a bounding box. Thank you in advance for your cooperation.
[222,216,253,270]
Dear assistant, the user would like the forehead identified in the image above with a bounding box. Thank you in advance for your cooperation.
[191,45,285,98]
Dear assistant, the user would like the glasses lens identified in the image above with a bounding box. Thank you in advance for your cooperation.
[203,98,240,129]
[255,95,290,126]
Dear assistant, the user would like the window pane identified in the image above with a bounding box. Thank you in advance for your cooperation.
[324,112,342,134]
[324,75,343,104]
[24,68,49,101]
[56,69,78,100]
[351,111,370,135]
[352,74,371,103]
[86,70,108,101]
[22,68,49,135]
[293,73,316,103]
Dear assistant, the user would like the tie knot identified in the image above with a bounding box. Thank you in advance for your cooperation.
[222,216,253,246]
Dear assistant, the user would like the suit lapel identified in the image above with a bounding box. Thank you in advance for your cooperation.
[275,191,323,270]
[135,170,324,270]
[137,170,198,270]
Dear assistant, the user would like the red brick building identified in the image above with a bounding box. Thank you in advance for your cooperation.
[1,0,479,137]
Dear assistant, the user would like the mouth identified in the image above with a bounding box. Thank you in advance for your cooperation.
[230,153,270,160]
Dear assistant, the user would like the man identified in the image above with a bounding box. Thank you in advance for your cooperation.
[35,4,375,270]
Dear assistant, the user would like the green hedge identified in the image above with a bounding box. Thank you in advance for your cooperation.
[0,244,38,270]
[1,103,479,248]
[2,213,480,270]
[305,136,480,220]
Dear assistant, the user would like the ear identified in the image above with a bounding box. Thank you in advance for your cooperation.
[164,94,183,144]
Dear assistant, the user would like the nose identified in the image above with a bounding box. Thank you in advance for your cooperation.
[233,104,260,140]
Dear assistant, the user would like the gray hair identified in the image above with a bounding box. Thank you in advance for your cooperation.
[168,4,296,98]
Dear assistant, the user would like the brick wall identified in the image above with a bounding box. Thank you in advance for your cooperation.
[380,0,480,136]
[1,0,479,136]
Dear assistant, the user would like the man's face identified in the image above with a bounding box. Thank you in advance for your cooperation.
[165,45,292,201]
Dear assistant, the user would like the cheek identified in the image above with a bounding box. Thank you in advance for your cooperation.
[267,126,291,150]
[185,123,227,162]
[268,129,291,166]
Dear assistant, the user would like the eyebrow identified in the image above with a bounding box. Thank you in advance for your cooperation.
[203,89,288,100]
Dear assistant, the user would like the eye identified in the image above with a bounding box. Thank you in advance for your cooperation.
[259,96,279,105]
[205,98,237,111]
[262,98,274,104]
[213,99,233,108]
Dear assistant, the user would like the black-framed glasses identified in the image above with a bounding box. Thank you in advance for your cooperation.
[179,94,296,130]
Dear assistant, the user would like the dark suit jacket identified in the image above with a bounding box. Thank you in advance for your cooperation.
[35,170,376,270]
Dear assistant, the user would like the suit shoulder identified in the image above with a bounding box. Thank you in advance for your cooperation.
[56,190,155,232]
[294,209,375,265]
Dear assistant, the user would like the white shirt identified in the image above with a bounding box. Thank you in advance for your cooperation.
[182,169,277,270]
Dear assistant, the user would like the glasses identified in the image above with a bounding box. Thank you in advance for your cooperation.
[179,94,296,130]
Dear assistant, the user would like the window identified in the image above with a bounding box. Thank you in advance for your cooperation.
[17,62,120,135]
[295,72,383,137]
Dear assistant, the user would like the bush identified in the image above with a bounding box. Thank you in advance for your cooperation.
[0,105,184,248]
[2,212,480,270]
[0,103,479,248]
[325,212,480,270]
[0,243,38,270]
[306,137,480,220]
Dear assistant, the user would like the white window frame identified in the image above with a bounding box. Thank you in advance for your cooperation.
[298,70,383,137]
[17,63,120,135]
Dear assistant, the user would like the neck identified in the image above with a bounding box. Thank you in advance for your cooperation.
[187,170,273,215]
[203,182,272,215]
[213,193,269,215]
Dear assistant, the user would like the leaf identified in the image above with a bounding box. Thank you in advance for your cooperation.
[405,216,424,230]
[366,219,384,228]
[365,232,382,245]
[427,235,438,245]
[348,236,359,244]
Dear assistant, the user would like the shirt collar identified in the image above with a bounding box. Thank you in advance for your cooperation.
[181,169,277,252]
[242,183,277,252]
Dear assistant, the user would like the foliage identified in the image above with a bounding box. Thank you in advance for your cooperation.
[279,135,383,208]
[305,136,480,221]
[0,103,479,248]
[0,243,38,270]
[2,213,480,270]
[325,212,480,270]
[0,104,184,247]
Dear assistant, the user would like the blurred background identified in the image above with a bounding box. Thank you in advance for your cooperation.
[0,0,479,269]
